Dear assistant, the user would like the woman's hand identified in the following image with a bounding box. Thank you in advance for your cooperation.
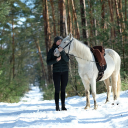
[58,47,63,52]
[56,56,61,62]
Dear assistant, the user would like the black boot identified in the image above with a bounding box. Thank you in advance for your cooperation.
[61,92,67,111]
[55,92,60,111]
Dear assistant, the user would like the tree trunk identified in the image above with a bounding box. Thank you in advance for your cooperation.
[65,7,68,36]
[114,0,122,33]
[43,2,48,54]
[50,0,56,37]
[72,9,76,38]
[59,0,67,37]
[119,0,126,78]
[125,0,127,42]
[12,14,15,79]
[94,19,98,45]
[115,0,125,78]
[101,0,105,29]
[108,0,115,49]
[101,0,105,45]
[88,0,94,46]
[35,40,47,84]
[42,0,52,83]
[57,0,60,36]
[67,0,72,34]
[80,0,88,45]
[45,0,52,49]
[119,0,125,32]
[71,0,80,39]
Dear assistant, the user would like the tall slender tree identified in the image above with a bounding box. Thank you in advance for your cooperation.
[114,0,122,33]
[42,0,52,83]
[88,0,94,46]
[67,0,72,34]
[50,0,56,37]
[59,0,67,37]
[101,0,105,45]
[108,0,115,49]
[80,0,88,45]
[71,0,80,39]
[12,13,15,79]
[119,0,126,77]
[35,40,47,83]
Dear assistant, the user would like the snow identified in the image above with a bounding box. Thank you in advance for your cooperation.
[0,86,128,128]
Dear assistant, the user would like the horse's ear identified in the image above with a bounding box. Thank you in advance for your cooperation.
[69,33,73,39]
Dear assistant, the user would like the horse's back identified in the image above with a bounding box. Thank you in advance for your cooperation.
[105,49,120,61]
[105,48,121,69]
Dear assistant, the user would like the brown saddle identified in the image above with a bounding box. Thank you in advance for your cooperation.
[91,46,106,67]
[90,46,107,81]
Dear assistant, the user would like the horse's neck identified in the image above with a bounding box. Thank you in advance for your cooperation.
[72,39,92,63]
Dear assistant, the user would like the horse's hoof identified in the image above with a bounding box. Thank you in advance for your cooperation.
[84,106,90,109]
[94,105,98,110]
[112,103,114,105]
[105,100,109,104]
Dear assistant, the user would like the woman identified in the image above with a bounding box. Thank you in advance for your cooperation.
[47,36,69,111]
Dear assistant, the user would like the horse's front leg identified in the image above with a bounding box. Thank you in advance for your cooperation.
[81,79,90,109]
[90,79,98,110]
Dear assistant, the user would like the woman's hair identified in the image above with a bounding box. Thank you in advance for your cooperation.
[52,36,63,47]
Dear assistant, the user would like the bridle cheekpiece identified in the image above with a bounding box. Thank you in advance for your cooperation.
[62,38,74,55]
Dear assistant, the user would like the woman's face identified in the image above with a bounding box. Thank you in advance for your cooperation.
[56,39,62,46]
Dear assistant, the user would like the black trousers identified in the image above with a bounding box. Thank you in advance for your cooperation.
[53,71,68,93]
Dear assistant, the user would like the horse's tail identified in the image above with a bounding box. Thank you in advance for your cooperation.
[117,72,121,98]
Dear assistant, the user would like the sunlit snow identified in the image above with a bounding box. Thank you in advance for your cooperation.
[0,85,128,128]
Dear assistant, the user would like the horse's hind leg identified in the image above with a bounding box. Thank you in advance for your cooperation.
[111,72,118,100]
[104,78,111,103]
[91,80,97,109]
[85,89,90,109]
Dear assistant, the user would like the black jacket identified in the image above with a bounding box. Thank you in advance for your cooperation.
[47,45,69,72]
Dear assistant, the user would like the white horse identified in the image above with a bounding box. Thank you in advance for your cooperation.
[54,34,121,110]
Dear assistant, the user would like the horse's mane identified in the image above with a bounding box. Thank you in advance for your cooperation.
[73,38,92,61]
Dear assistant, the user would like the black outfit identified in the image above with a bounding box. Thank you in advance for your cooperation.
[47,43,69,111]
[53,71,68,93]
[47,45,69,72]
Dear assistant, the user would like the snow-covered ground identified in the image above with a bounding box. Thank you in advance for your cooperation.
[0,86,128,128]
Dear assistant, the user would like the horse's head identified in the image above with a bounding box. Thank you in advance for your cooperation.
[54,48,60,57]
[59,33,73,53]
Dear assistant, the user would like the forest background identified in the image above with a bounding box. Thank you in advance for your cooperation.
[0,0,128,102]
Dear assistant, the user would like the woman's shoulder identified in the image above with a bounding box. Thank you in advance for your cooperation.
[48,47,54,53]
[49,45,57,53]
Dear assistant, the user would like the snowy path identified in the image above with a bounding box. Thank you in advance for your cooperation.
[0,86,128,128]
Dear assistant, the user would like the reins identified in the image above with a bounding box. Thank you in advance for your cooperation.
[62,38,98,63]
[67,54,97,63]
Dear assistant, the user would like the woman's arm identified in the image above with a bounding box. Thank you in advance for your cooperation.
[60,50,69,62]
[47,49,57,65]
